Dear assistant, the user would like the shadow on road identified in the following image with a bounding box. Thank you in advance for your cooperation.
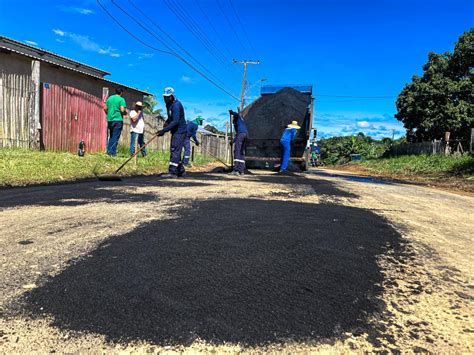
[20,197,402,347]
[0,178,210,209]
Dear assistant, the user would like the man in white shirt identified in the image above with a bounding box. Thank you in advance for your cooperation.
[129,101,147,157]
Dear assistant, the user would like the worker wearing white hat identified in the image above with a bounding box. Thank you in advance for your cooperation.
[129,101,147,157]
[279,121,301,173]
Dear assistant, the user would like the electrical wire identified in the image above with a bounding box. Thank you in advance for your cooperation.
[163,0,233,72]
[217,0,248,56]
[96,0,240,101]
[195,0,235,62]
[228,0,263,78]
[109,0,238,96]
[126,0,234,89]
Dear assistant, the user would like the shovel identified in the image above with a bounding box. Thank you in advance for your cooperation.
[96,132,160,181]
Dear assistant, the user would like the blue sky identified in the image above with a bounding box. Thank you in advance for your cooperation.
[1,0,472,139]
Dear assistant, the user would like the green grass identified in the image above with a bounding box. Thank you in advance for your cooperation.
[0,147,214,187]
[355,154,474,178]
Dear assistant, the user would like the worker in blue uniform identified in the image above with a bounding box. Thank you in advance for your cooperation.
[158,87,188,178]
[229,110,248,176]
[183,115,204,166]
[279,121,301,173]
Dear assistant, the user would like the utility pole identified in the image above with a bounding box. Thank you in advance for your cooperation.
[233,59,260,111]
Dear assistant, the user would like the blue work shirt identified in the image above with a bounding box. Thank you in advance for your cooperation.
[163,99,187,134]
[233,115,248,135]
[280,128,298,143]
[186,121,199,144]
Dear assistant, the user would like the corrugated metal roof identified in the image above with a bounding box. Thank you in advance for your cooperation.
[0,36,149,95]
[261,84,313,95]
[0,36,109,77]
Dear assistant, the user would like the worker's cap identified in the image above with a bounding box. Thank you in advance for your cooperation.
[135,101,143,107]
[287,121,301,129]
[163,87,175,97]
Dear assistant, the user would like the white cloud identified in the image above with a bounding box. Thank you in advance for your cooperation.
[181,75,192,83]
[52,29,120,58]
[55,39,65,43]
[53,29,65,36]
[58,6,94,15]
[24,40,38,46]
[356,121,370,128]
[137,53,154,60]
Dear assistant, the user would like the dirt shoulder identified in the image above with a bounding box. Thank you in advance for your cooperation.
[324,164,474,196]
[0,168,472,352]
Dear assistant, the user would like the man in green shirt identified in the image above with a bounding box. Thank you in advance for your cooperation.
[104,88,127,156]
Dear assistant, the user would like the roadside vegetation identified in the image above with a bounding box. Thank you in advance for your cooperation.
[319,133,404,165]
[0,147,212,187]
[357,154,474,177]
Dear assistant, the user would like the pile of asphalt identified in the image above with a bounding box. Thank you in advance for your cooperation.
[242,87,311,140]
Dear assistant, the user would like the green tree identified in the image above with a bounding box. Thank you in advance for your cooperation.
[395,28,474,143]
[204,124,225,135]
[143,94,163,117]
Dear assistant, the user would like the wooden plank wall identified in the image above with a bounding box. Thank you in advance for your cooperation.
[119,114,230,162]
[0,72,31,148]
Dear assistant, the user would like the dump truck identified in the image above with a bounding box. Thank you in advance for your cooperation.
[241,85,314,170]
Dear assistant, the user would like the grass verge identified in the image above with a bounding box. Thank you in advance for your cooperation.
[359,154,474,177]
[0,147,214,187]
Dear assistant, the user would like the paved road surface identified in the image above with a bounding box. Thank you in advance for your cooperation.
[0,169,472,352]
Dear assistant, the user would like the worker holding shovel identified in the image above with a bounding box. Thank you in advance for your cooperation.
[158,87,188,178]
[279,121,301,173]
[183,115,204,166]
[229,110,248,176]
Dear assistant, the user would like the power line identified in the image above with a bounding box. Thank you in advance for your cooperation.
[195,0,235,63]
[228,0,264,80]
[96,0,240,101]
[227,0,263,78]
[163,0,233,72]
[315,94,396,99]
[217,0,248,56]
[111,0,236,93]
[126,0,233,90]
[110,0,237,96]
[314,91,473,101]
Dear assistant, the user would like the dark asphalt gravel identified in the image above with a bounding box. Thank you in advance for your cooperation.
[16,182,402,346]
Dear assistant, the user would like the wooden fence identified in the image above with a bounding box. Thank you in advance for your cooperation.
[0,72,32,148]
[384,139,468,157]
[119,114,230,162]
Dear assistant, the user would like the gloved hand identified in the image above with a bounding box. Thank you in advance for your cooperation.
[157,130,165,137]
[195,142,200,147]
[229,110,238,118]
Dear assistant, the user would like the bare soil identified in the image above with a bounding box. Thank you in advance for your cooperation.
[0,166,472,352]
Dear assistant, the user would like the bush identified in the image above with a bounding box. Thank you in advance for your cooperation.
[319,133,395,165]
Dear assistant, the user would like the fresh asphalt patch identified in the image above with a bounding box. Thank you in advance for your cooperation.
[14,194,403,347]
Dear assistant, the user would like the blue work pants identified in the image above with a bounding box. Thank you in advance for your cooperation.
[169,132,186,175]
[130,132,146,156]
[183,136,191,165]
[280,140,291,171]
[233,133,248,173]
